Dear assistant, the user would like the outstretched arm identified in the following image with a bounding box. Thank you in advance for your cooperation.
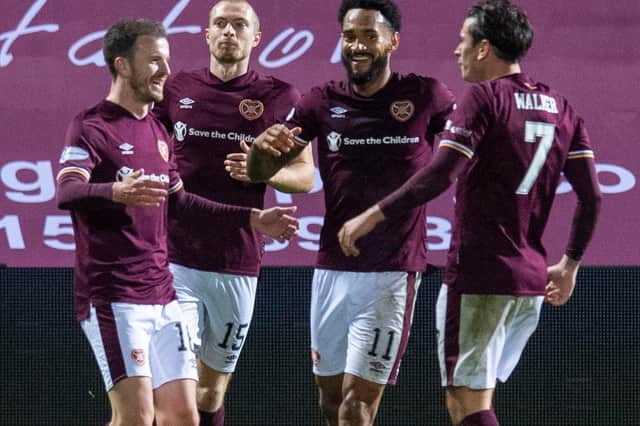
[545,157,601,306]
[338,147,468,256]
[169,189,299,243]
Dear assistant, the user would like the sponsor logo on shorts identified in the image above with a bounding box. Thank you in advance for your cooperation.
[369,360,387,374]
[310,348,321,366]
[131,349,146,366]
[225,354,238,364]
[239,99,264,121]
[390,100,414,122]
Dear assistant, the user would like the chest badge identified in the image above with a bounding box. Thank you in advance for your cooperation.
[157,140,169,162]
[239,99,264,121]
[390,100,415,122]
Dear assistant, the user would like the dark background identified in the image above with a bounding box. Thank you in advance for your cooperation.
[1,265,637,425]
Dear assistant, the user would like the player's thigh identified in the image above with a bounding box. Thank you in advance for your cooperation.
[81,303,155,391]
[148,300,198,390]
[437,285,517,389]
[310,269,352,377]
[345,271,421,385]
[197,272,258,373]
[497,295,543,381]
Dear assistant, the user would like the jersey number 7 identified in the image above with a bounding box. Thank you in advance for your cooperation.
[516,121,556,195]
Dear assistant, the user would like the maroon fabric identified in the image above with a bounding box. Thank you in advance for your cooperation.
[57,100,180,320]
[288,73,455,272]
[444,285,461,386]
[460,409,500,426]
[199,405,224,426]
[155,69,300,276]
[387,272,418,385]
[380,73,599,295]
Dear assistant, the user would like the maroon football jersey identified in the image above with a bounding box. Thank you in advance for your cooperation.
[154,69,300,275]
[57,100,182,320]
[439,73,594,295]
[289,73,455,272]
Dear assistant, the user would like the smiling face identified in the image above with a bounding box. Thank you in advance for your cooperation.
[340,8,398,87]
[206,1,261,65]
[125,35,170,103]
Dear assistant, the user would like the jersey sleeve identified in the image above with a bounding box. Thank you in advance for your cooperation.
[57,117,102,183]
[424,79,456,145]
[286,86,323,144]
[273,83,302,123]
[566,115,595,161]
[437,83,493,160]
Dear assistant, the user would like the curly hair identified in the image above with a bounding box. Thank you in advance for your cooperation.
[338,0,401,32]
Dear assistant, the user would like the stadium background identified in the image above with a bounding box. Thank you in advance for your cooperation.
[1,0,638,424]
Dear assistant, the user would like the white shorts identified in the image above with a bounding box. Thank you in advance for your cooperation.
[81,300,197,391]
[310,269,421,385]
[436,284,543,389]
[170,263,258,373]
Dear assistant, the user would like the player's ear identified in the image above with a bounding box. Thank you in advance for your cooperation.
[253,31,262,48]
[476,39,490,61]
[114,56,131,79]
[389,32,399,52]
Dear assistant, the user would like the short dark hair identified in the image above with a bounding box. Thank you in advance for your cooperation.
[103,19,167,78]
[338,0,401,32]
[467,0,532,62]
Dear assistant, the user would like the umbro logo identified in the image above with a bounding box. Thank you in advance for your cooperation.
[330,106,347,118]
[119,143,134,155]
[179,98,195,109]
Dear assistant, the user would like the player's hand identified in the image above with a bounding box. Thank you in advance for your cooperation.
[545,255,580,306]
[338,205,386,257]
[250,206,299,242]
[112,168,167,207]
[253,124,302,157]
[225,140,252,182]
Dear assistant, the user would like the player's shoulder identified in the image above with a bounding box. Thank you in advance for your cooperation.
[396,72,449,91]
[163,68,208,92]
[253,72,300,98]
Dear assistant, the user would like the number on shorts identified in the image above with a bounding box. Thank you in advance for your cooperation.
[218,322,249,351]
[368,328,396,361]
[175,322,187,352]
[515,121,556,195]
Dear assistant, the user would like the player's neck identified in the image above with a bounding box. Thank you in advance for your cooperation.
[210,59,250,83]
[106,81,150,119]
[352,67,392,97]
[485,62,522,82]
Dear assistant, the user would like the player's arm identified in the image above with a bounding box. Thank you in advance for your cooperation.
[168,188,299,243]
[545,155,601,306]
[338,146,468,256]
[57,168,168,210]
[246,124,307,183]
[224,139,314,193]
[266,142,314,193]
